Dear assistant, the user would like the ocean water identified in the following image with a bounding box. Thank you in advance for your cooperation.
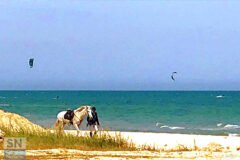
[1,91,240,135]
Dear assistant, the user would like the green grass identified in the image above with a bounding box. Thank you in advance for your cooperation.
[0,126,136,151]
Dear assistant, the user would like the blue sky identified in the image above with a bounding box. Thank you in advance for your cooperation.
[0,0,240,90]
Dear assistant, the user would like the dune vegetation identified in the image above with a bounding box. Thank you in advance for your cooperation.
[0,126,136,151]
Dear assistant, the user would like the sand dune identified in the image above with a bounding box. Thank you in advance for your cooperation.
[0,109,45,132]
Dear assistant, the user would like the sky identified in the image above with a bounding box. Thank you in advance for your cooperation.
[0,0,240,90]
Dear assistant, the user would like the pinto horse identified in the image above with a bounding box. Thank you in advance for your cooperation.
[53,106,93,135]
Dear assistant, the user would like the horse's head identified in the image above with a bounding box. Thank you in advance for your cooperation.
[86,106,93,120]
[75,105,93,119]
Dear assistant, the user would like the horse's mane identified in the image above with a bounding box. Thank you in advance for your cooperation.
[75,106,86,113]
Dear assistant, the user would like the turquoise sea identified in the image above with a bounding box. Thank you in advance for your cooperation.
[0,91,240,135]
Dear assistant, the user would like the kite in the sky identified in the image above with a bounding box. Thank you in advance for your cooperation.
[29,58,34,68]
[171,72,177,81]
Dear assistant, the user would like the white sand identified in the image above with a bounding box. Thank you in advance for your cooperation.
[66,130,240,150]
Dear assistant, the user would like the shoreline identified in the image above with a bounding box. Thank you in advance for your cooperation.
[63,128,234,136]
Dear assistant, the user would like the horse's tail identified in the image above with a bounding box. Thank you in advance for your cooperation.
[52,119,61,130]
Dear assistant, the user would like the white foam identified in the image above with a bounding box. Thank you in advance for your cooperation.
[169,126,185,130]
[224,124,240,129]
[198,124,240,131]
[159,125,185,130]
[217,123,223,127]
[216,95,224,98]
[198,128,222,131]
[160,125,169,128]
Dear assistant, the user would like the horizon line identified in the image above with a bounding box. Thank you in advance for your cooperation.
[0,89,239,92]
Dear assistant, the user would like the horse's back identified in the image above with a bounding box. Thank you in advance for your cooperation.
[57,111,67,121]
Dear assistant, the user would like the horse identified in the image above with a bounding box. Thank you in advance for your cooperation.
[53,105,93,135]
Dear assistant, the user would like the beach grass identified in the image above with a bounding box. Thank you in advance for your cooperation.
[0,125,136,151]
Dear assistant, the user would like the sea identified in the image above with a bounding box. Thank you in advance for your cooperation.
[0,91,240,135]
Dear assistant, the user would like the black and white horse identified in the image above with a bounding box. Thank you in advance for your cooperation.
[53,106,93,135]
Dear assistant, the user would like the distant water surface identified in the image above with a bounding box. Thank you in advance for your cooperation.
[1,91,240,135]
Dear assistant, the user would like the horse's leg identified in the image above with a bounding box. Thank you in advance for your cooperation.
[62,122,66,134]
[52,119,59,130]
[59,121,65,133]
[78,120,83,128]
[77,120,83,136]
[74,123,80,136]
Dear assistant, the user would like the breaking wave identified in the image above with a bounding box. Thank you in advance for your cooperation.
[156,122,240,132]
[224,124,240,129]
[198,124,240,131]
[217,123,223,127]
[156,123,185,130]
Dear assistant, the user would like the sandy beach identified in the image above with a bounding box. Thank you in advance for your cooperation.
[67,130,240,150]
[46,130,240,159]
[2,130,240,159]
[1,148,240,160]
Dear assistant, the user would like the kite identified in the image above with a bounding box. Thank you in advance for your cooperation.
[29,58,34,68]
[171,72,177,81]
